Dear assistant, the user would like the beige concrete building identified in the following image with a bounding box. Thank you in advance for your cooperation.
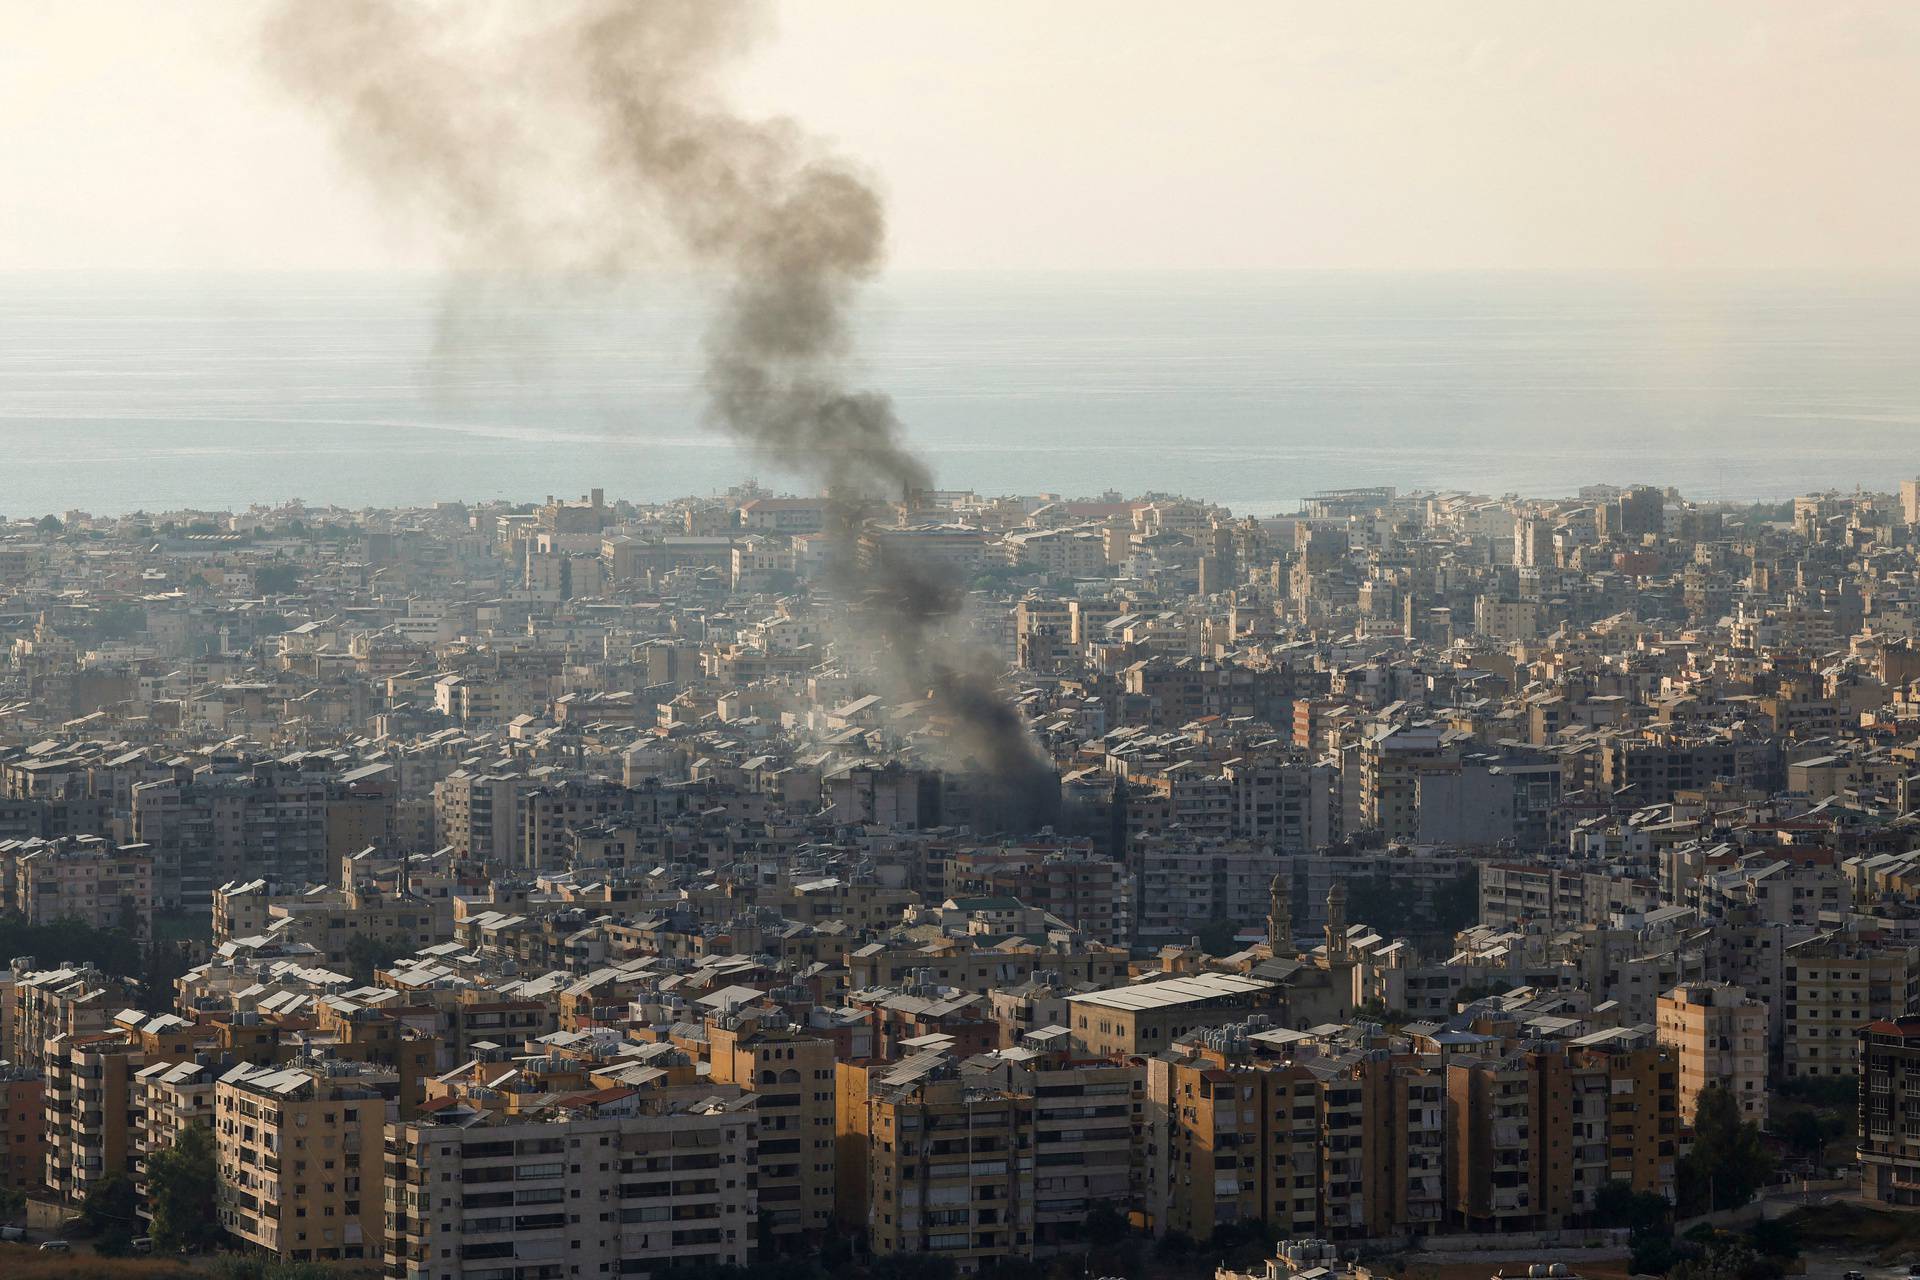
[43,1013,212,1205]
[0,1063,45,1194]
[1358,724,1461,842]
[1657,981,1768,1126]
[836,1055,1035,1271]
[967,1039,1141,1256]
[1445,1029,1678,1232]
[1783,931,1920,1079]
[385,1090,758,1280]
[215,1060,389,1262]
[1142,1036,1324,1241]
[1064,972,1278,1060]
[704,1010,837,1241]
[9,962,128,1071]
[1861,1015,1920,1204]
[1,834,155,938]
[134,1059,219,1228]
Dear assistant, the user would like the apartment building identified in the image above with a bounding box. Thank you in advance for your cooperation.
[1783,931,1920,1079]
[0,834,155,937]
[1479,863,1661,931]
[966,1039,1140,1256]
[384,1090,758,1280]
[1445,1050,1536,1231]
[1656,982,1768,1126]
[9,962,127,1070]
[325,763,398,862]
[1445,1027,1678,1231]
[1359,724,1462,842]
[226,880,454,969]
[44,1023,163,1206]
[215,1059,389,1262]
[131,759,330,909]
[845,939,1128,1000]
[1065,973,1279,1060]
[1597,735,1780,807]
[521,780,635,872]
[836,1054,1035,1271]
[133,1060,218,1226]
[856,524,993,580]
[1014,597,1076,673]
[943,846,1130,945]
[1860,1015,1920,1205]
[704,1011,837,1240]
[433,771,538,864]
[1142,1030,1324,1241]
[0,1062,45,1193]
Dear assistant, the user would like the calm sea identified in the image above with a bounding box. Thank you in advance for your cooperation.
[2,271,1917,518]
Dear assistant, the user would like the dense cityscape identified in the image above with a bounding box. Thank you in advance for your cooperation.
[0,478,1916,1277]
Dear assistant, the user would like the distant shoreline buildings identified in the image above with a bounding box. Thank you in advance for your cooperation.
[2,474,1920,1267]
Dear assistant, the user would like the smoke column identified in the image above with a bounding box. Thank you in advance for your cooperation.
[261,0,1055,826]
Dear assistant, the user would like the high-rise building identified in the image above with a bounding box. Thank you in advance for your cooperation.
[0,1062,45,1194]
[132,759,330,909]
[1861,1015,1920,1204]
[836,1055,1035,1269]
[1656,982,1768,1126]
[704,1010,837,1241]
[385,1089,758,1280]
[215,1060,389,1262]
[1783,931,1920,1080]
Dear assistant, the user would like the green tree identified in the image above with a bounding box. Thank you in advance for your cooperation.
[79,1171,138,1237]
[1355,998,1409,1024]
[1775,1074,1858,1108]
[1632,1231,1688,1276]
[346,932,412,983]
[92,600,148,641]
[0,912,145,979]
[1594,1179,1670,1235]
[867,1255,959,1280]
[1194,916,1243,956]
[1679,1085,1777,1213]
[1083,1202,1144,1279]
[36,514,62,533]
[1343,876,1422,934]
[210,1259,339,1280]
[1432,870,1480,931]
[143,940,194,1009]
[94,1226,136,1256]
[255,563,300,594]
[1748,1217,1800,1261]
[1774,1108,1832,1157]
[148,1122,224,1253]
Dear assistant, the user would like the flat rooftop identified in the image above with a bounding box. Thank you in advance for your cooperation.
[1064,972,1272,1011]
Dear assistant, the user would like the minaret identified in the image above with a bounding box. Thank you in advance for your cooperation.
[1267,871,1293,956]
[1325,881,1349,959]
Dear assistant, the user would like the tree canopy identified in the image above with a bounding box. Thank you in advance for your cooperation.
[0,912,144,979]
[1679,1084,1777,1214]
[1344,869,1479,937]
[147,1122,226,1253]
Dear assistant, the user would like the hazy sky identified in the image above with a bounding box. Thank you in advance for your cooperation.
[4,0,1918,273]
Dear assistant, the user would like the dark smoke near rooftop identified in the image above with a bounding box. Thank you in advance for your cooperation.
[261,0,1056,830]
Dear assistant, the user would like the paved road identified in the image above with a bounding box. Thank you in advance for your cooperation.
[1798,1249,1916,1280]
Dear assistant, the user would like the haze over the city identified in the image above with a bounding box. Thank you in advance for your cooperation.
[5,0,1920,274]
[10,3,1920,1278]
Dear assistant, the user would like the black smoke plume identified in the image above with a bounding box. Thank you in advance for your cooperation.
[261,0,1056,829]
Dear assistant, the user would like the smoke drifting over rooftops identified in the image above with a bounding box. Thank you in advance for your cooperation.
[261,0,1054,827]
